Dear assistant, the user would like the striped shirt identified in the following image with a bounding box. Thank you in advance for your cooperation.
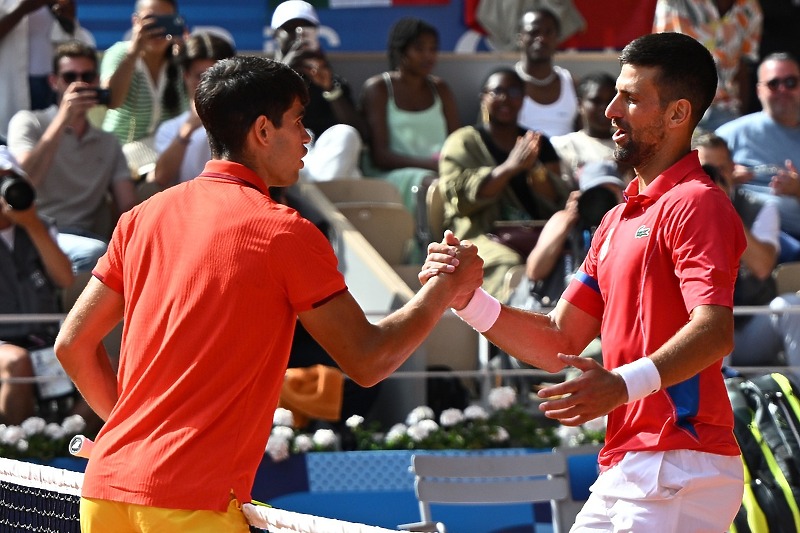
[100,41,186,144]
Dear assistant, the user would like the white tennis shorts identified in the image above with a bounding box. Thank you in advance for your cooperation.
[570,449,744,532]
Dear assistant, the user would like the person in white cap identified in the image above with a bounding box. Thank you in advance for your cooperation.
[270,0,366,182]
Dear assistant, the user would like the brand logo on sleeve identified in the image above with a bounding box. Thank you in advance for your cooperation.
[635,225,651,239]
[599,229,613,261]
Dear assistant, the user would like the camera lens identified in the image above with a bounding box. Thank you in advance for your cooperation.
[0,174,36,210]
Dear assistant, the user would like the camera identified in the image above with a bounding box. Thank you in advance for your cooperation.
[0,171,36,210]
[78,87,111,106]
[145,13,186,38]
[577,185,618,231]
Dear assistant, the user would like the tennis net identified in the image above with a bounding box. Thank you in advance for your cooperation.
[0,457,399,532]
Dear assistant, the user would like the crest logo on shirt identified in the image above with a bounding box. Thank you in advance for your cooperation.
[635,225,651,239]
[599,229,613,261]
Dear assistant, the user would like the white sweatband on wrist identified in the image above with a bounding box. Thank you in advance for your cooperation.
[453,288,501,333]
[614,357,661,403]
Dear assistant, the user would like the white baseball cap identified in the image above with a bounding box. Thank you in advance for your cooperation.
[579,160,624,191]
[271,1,319,29]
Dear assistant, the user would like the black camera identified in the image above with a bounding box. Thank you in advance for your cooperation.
[0,171,36,210]
[78,87,111,107]
[577,185,618,231]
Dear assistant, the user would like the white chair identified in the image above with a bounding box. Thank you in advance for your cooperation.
[336,202,416,265]
[314,179,403,206]
[399,450,570,533]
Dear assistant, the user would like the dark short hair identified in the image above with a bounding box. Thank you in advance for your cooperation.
[387,17,438,71]
[577,71,616,100]
[195,56,309,159]
[481,66,522,88]
[691,131,731,152]
[759,52,800,78]
[181,32,236,71]
[619,32,717,128]
[52,40,98,74]
[519,8,561,36]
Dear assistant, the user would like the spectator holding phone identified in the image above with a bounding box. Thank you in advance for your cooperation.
[100,0,186,176]
[270,0,367,182]
[151,32,235,187]
[0,0,95,140]
[7,41,135,273]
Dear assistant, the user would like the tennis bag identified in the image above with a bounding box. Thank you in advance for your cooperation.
[726,374,800,533]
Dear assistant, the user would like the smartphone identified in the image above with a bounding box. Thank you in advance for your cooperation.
[78,87,111,106]
[146,13,186,38]
[295,26,319,50]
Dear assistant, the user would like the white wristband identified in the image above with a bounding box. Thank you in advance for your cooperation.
[453,288,501,333]
[614,357,661,403]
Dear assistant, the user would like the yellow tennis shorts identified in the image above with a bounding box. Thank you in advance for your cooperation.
[80,494,250,532]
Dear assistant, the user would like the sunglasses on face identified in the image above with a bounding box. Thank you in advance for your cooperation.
[484,87,523,99]
[761,76,800,91]
[60,71,97,84]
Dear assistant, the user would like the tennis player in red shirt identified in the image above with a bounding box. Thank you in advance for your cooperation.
[424,32,746,532]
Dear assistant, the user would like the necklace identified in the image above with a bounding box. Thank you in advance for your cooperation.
[515,61,556,86]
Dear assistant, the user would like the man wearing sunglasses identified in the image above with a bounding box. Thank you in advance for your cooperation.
[716,52,800,243]
[7,40,136,274]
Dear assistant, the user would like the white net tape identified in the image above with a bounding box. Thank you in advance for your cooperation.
[0,457,399,532]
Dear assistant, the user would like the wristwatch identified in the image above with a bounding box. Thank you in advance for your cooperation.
[322,82,343,102]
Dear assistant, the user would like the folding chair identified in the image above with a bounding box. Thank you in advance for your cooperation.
[399,450,569,533]
[314,179,403,206]
[336,202,416,266]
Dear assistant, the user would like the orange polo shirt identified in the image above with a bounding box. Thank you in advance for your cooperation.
[85,160,346,511]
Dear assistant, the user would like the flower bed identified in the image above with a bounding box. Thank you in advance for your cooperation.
[0,415,87,461]
[265,386,605,462]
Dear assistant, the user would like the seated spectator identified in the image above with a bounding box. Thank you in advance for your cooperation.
[0,0,95,140]
[654,0,763,130]
[695,133,784,369]
[151,32,235,188]
[438,67,568,298]
[8,41,136,273]
[514,8,579,138]
[360,16,460,213]
[101,0,186,177]
[550,71,622,186]
[716,52,800,243]
[0,147,74,424]
[270,1,366,182]
[508,160,624,311]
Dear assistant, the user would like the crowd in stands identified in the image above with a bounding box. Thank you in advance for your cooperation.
[2,0,800,426]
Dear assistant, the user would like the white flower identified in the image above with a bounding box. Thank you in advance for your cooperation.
[405,406,435,426]
[1,425,25,445]
[463,405,489,420]
[417,419,439,435]
[312,429,337,449]
[488,386,517,410]
[293,434,314,453]
[43,423,66,440]
[265,436,290,462]
[582,416,607,433]
[345,415,364,429]
[273,408,294,428]
[490,426,509,443]
[407,424,428,442]
[385,423,407,444]
[271,425,294,440]
[20,417,46,437]
[16,439,29,452]
[439,408,464,427]
[556,424,583,447]
[61,414,86,434]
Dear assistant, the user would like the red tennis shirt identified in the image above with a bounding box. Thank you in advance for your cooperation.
[562,151,746,470]
[84,160,347,510]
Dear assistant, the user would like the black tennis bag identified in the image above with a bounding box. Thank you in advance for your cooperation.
[726,374,800,533]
